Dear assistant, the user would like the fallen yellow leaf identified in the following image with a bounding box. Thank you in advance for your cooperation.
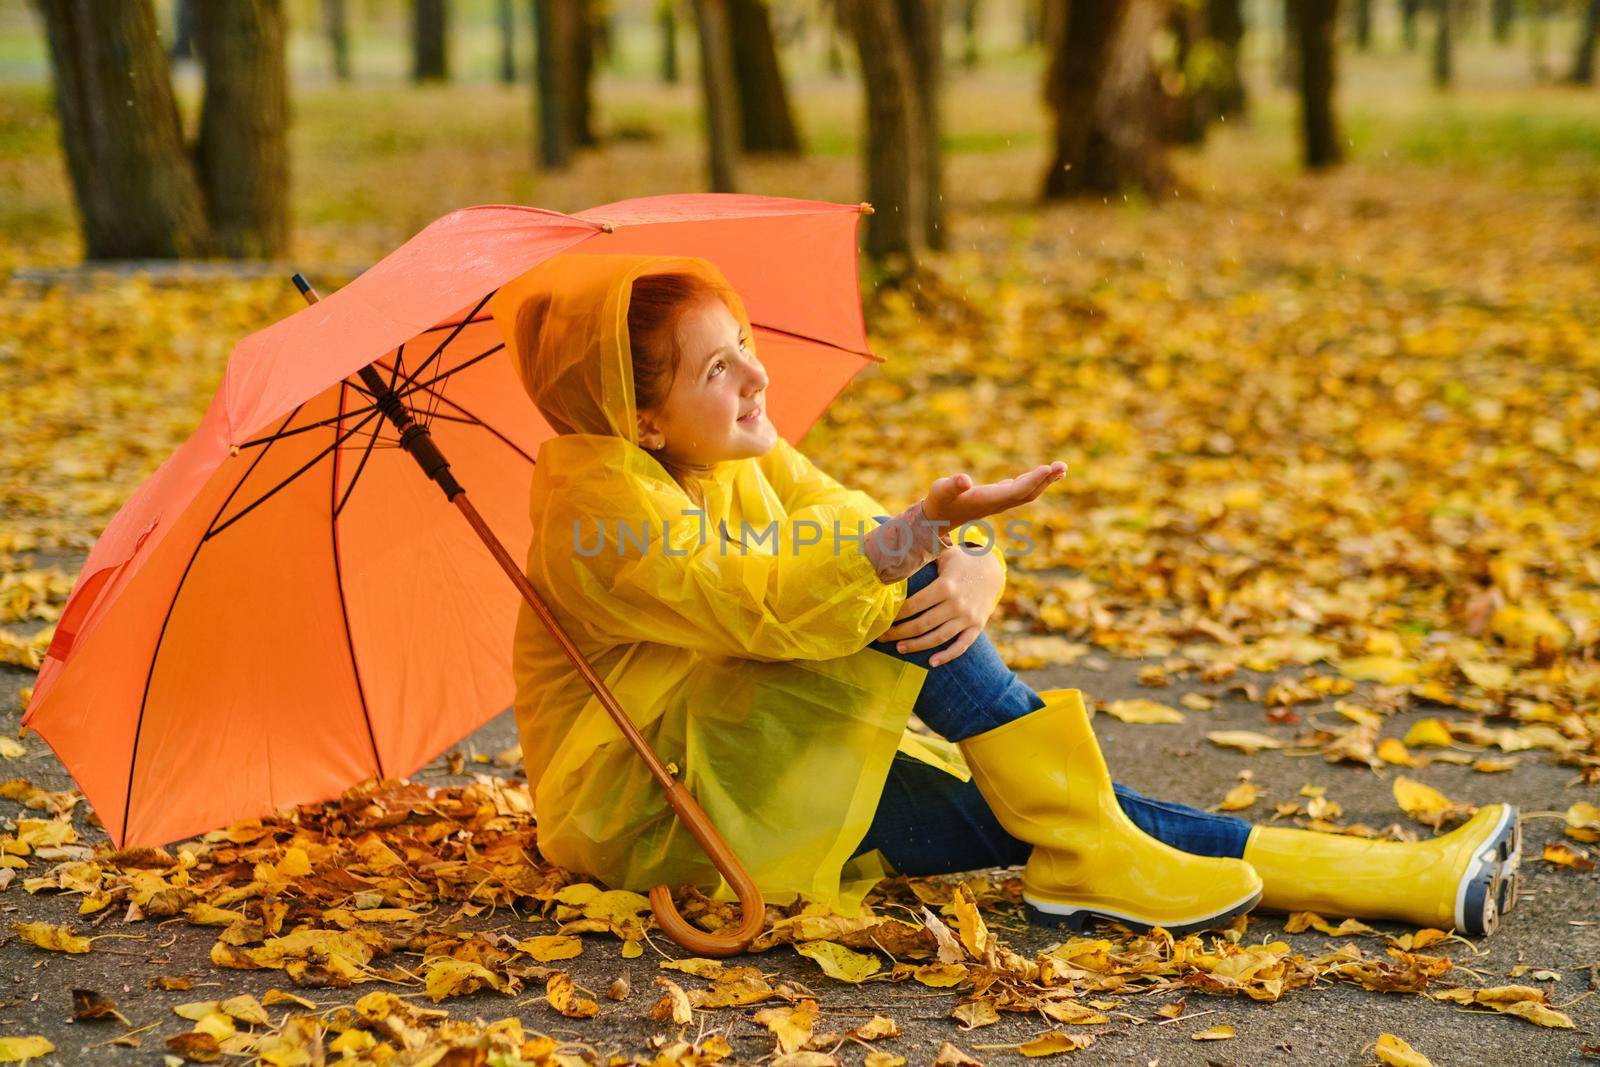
[1101,699,1185,724]
[794,939,882,983]
[1373,1033,1433,1067]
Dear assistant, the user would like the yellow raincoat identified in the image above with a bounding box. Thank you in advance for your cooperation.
[490,252,994,914]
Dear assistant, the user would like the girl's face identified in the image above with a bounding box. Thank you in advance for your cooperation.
[636,294,777,465]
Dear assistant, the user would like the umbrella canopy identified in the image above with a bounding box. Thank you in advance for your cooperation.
[24,194,879,848]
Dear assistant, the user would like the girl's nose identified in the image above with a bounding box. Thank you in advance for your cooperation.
[744,356,769,392]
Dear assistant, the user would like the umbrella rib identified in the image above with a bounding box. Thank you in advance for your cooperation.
[205,408,384,542]
[751,321,880,362]
[121,403,304,844]
[234,341,504,450]
[406,380,537,465]
[330,381,385,778]
[334,394,385,521]
[419,313,492,335]
[395,290,498,398]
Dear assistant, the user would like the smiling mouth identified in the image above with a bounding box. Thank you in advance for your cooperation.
[737,405,762,424]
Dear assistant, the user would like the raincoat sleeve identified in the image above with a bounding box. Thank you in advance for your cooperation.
[557,480,909,664]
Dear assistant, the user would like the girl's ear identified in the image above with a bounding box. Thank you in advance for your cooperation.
[636,409,665,451]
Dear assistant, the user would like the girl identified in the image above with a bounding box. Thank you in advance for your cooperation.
[490,252,1520,936]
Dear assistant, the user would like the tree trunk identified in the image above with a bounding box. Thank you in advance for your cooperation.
[659,0,680,83]
[1294,0,1341,169]
[1208,0,1246,117]
[34,0,212,259]
[195,0,290,258]
[498,0,516,83]
[824,0,847,75]
[841,0,925,262]
[323,0,350,81]
[1569,0,1600,83]
[532,0,574,168]
[412,0,448,81]
[1166,1,1208,143]
[730,0,803,153]
[1491,0,1513,43]
[962,0,980,68]
[1041,0,1174,199]
[1401,0,1419,50]
[1351,0,1371,48]
[897,0,944,249]
[573,2,598,146]
[692,0,741,191]
[1431,0,1453,87]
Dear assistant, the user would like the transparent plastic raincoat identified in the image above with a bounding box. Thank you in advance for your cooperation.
[491,252,979,913]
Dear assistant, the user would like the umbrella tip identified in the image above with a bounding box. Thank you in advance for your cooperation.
[858,202,875,215]
[598,222,614,233]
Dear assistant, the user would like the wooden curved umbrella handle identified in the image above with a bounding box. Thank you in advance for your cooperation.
[648,779,768,956]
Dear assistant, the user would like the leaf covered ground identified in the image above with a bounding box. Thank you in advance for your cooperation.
[2,47,1599,1067]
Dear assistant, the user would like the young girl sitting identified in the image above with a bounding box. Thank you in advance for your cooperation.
[489,252,1520,937]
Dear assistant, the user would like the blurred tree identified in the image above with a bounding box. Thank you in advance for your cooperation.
[823,0,847,75]
[659,0,681,83]
[693,0,741,190]
[961,0,980,68]
[1491,0,1513,43]
[1401,0,1419,49]
[1041,0,1175,200]
[322,0,351,82]
[1209,0,1246,116]
[1292,0,1342,168]
[1570,0,1600,83]
[575,4,601,145]
[897,0,945,249]
[730,0,803,153]
[33,0,212,259]
[1432,0,1453,87]
[413,0,449,81]
[1166,1,1214,144]
[196,0,290,258]
[840,0,925,260]
[499,0,517,83]
[533,0,575,167]
[1351,0,1371,48]
[532,0,597,166]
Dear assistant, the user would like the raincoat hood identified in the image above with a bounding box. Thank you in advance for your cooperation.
[490,252,755,449]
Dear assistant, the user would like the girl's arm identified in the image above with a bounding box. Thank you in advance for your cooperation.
[863,498,954,583]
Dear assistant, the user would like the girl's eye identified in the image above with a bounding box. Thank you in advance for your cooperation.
[708,359,726,379]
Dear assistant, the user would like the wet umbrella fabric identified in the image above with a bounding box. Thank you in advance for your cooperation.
[23,194,879,848]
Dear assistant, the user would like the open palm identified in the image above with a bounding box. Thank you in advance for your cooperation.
[923,462,1067,529]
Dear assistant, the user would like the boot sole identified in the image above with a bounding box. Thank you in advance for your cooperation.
[1022,885,1263,937]
[1456,805,1519,937]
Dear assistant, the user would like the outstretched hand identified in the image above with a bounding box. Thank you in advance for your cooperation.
[923,461,1067,530]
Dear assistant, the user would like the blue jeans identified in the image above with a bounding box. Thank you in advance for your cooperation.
[850,557,1252,875]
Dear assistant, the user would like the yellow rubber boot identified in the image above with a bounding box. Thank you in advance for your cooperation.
[1242,804,1521,936]
[957,688,1262,934]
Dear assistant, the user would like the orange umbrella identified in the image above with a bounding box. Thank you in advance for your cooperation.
[23,194,879,954]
